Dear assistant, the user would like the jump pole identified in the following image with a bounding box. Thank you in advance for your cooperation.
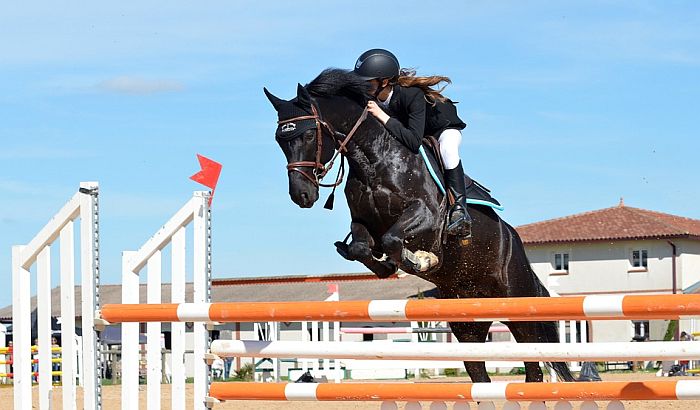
[100,294,700,323]
[210,339,700,362]
[208,380,700,402]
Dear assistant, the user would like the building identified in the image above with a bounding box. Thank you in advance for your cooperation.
[4,201,700,379]
[517,200,700,343]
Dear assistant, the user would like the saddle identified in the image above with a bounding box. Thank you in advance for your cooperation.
[421,136,503,210]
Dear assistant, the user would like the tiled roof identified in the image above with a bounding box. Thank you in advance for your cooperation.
[516,204,700,244]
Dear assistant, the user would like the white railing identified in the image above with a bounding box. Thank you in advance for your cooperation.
[120,191,211,410]
[11,182,100,410]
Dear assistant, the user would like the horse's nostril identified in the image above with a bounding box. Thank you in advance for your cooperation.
[301,192,309,202]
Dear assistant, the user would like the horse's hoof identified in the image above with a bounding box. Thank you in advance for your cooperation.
[334,241,353,261]
[415,250,439,271]
[402,249,439,272]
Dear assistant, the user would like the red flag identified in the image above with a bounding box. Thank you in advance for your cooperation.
[190,154,222,205]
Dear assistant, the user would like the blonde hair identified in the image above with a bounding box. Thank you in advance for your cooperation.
[393,68,451,104]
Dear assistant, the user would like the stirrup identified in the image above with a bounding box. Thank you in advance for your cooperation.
[447,205,472,246]
[447,214,472,235]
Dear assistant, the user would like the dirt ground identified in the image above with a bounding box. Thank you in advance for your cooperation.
[3,373,700,409]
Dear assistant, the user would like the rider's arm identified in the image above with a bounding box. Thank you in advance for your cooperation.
[384,87,425,153]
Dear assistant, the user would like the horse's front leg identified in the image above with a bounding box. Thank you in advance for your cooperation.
[335,221,398,279]
[381,199,439,274]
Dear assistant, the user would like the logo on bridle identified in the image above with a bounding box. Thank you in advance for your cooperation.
[281,123,296,133]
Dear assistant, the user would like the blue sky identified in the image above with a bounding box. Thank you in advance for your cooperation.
[1,1,699,307]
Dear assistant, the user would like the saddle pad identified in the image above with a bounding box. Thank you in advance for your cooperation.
[419,145,504,211]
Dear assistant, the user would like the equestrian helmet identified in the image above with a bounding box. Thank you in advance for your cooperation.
[354,48,400,80]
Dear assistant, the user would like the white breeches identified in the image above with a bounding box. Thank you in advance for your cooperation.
[438,128,462,170]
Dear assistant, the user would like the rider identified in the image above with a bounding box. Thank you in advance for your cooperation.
[353,48,472,239]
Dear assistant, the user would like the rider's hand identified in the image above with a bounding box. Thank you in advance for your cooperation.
[367,101,390,125]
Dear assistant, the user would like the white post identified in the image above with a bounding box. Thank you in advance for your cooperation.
[569,320,577,369]
[79,182,100,410]
[0,324,5,383]
[60,222,77,410]
[411,321,420,380]
[558,320,567,343]
[192,191,211,410]
[311,321,319,373]
[273,322,280,382]
[12,245,31,410]
[252,322,259,382]
[321,321,329,371]
[38,246,52,410]
[171,227,186,410]
[324,289,340,382]
[333,321,341,383]
[147,251,162,410]
[0,324,5,384]
[301,321,308,372]
[121,251,140,409]
[76,335,83,388]
[553,320,567,383]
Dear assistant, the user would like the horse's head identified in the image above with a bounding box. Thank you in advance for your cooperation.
[264,84,336,208]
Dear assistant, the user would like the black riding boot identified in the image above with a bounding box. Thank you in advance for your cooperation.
[444,161,472,240]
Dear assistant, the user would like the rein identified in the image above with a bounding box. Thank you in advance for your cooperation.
[277,104,368,189]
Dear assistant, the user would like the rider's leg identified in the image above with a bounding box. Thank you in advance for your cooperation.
[439,129,472,238]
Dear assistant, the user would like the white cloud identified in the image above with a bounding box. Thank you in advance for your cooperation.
[0,146,96,160]
[96,76,185,95]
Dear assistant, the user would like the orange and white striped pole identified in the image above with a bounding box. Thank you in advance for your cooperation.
[208,380,700,402]
[100,294,700,323]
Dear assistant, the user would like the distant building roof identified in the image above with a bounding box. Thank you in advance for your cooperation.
[517,203,700,245]
[0,272,436,320]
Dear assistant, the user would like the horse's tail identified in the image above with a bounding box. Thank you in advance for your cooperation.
[539,320,578,382]
[546,361,578,382]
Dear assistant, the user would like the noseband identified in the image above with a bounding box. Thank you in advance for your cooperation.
[277,103,368,188]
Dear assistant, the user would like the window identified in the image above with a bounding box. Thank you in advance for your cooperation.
[631,249,648,269]
[554,253,569,271]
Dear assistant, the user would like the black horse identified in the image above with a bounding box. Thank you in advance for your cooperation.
[265,69,575,383]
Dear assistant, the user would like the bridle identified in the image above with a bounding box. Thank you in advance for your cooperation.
[277,102,368,188]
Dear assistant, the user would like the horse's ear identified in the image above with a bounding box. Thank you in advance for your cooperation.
[263,87,285,111]
[296,83,312,108]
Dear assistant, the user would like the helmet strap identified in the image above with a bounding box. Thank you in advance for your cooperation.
[373,79,391,100]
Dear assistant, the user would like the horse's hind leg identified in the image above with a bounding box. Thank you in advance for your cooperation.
[449,321,492,383]
[335,222,398,278]
[505,321,546,382]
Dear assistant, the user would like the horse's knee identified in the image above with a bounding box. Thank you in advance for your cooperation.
[348,241,372,261]
[381,233,403,257]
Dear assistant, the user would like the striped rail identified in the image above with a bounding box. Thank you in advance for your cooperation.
[209,380,700,402]
[99,294,700,323]
[210,339,700,362]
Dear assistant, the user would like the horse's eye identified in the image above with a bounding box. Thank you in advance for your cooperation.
[304,131,315,141]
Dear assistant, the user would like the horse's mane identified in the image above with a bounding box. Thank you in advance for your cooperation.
[305,68,370,105]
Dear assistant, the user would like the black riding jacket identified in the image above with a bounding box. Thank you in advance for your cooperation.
[382,85,466,154]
